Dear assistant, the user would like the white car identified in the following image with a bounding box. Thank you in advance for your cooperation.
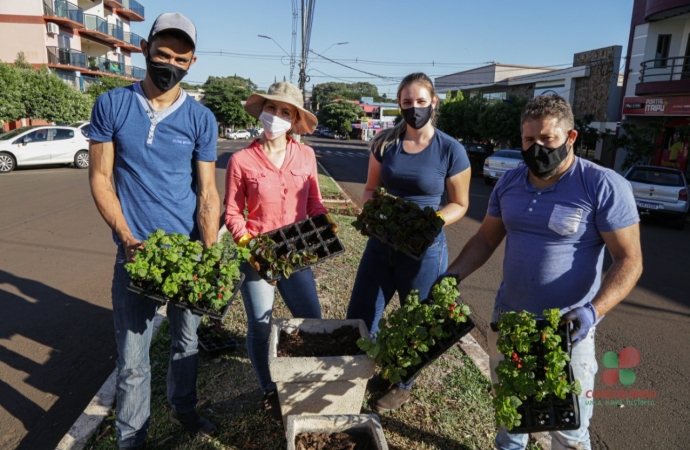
[0,126,90,173]
[69,121,91,137]
[483,149,524,185]
[226,129,251,140]
[624,165,689,230]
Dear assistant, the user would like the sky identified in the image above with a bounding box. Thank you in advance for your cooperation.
[128,0,635,97]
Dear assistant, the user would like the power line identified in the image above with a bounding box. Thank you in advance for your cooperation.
[309,49,400,81]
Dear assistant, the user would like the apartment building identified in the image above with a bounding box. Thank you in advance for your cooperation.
[620,0,690,176]
[0,0,146,91]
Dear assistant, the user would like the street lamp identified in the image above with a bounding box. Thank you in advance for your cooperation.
[317,41,349,56]
[257,34,291,58]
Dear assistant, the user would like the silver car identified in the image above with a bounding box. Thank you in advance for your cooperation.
[624,165,689,230]
[483,149,524,185]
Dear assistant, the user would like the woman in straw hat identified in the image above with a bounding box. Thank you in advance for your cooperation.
[223,82,327,421]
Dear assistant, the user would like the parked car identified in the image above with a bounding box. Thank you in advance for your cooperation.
[226,129,251,139]
[0,126,90,173]
[483,149,524,185]
[624,165,689,230]
[249,127,263,137]
[463,142,495,176]
[69,120,90,137]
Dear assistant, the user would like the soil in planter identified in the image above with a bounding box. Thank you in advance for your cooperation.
[277,326,365,357]
[295,430,376,450]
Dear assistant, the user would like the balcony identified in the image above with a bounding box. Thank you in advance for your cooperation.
[637,56,690,95]
[87,55,125,76]
[47,46,87,70]
[115,0,145,21]
[108,23,124,42]
[118,31,143,52]
[645,0,690,21]
[82,14,122,44]
[124,65,146,80]
[103,0,124,8]
[43,0,84,29]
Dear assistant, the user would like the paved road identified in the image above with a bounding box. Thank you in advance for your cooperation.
[306,136,690,449]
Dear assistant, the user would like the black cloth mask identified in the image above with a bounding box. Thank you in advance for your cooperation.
[145,56,188,92]
[401,105,433,129]
[521,138,570,177]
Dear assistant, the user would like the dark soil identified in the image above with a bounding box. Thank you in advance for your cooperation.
[277,326,365,357]
[294,430,376,450]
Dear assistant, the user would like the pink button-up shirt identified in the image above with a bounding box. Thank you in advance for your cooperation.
[224,138,327,241]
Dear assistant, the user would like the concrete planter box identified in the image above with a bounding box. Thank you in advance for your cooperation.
[268,318,375,427]
[286,414,388,450]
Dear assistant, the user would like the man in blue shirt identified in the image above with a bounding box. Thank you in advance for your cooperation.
[438,95,642,450]
[88,13,220,448]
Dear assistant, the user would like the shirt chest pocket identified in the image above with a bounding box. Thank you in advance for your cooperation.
[548,204,583,236]
[245,171,279,204]
[290,169,310,193]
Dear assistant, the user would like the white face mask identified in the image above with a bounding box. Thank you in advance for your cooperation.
[259,111,293,140]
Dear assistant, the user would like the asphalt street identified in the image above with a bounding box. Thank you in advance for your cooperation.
[0,136,687,449]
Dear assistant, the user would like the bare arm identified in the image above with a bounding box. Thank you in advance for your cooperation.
[88,140,139,261]
[591,223,643,317]
[196,160,221,248]
[362,153,383,203]
[439,167,471,226]
[446,214,507,280]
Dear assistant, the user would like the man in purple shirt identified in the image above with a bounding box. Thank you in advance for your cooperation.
[438,95,643,449]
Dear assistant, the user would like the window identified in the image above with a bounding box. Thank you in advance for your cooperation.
[482,92,507,102]
[654,35,672,68]
[53,129,75,140]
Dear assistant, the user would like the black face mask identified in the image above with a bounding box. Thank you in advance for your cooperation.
[145,56,188,92]
[521,136,571,178]
[401,105,433,129]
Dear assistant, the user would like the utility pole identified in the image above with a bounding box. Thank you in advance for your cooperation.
[299,0,307,107]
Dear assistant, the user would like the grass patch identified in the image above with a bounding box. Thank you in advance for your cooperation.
[86,215,541,449]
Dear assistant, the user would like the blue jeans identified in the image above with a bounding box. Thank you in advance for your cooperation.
[346,232,448,388]
[239,262,321,393]
[488,307,598,450]
[112,247,202,448]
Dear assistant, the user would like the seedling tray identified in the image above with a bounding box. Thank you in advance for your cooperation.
[400,313,475,385]
[196,324,238,357]
[369,233,434,261]
[127,273,245,321]
[257,214,345,282]
[507,320,580,434]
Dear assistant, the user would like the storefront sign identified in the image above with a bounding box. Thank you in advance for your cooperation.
[622,96,690,116]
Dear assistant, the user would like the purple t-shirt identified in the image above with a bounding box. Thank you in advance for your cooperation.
[487,157,639,314]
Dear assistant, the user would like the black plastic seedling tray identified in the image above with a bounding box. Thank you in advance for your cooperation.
[196,324,238,357]
[400,313,475,385]
[256,214,345,282]
[127,273,245,321]
[369,233,435,261]
[507,320,581,434]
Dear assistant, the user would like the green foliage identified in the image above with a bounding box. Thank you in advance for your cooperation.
[85,76,133,101]
[610,121,665,170]
[353,187,444,257]
[477,97,529,148]
[312,81,379,108]
[245,235,318,280]
[0,62,92,125]
[202,76,256,128]
[125,230,243,312]
[492,309,582,430]
[14,51,33,70]
[436,92,488,142]
[316,101,363,135]
[357,277,472,384]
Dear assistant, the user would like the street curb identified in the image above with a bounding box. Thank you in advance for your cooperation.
[56,307,168,450]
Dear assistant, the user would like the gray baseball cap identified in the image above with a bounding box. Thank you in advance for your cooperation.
[148,12,196,48]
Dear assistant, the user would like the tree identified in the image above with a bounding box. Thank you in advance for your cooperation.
[14,52,33,70]
[436,91,488,142]
[311,82,381,109]
[21,67,92,123]
[203,75,257,98]
[203,83,255,129]
[85,76,133,101]
[436,91,464,138]
[316,101,363,136]
[477,97,528,148]
[0,63,25,126]
[611,121,665,170]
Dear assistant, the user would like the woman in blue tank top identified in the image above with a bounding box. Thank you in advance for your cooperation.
[346,72,471,412]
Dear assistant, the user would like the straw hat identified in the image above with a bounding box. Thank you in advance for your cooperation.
[244,82,318,134]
